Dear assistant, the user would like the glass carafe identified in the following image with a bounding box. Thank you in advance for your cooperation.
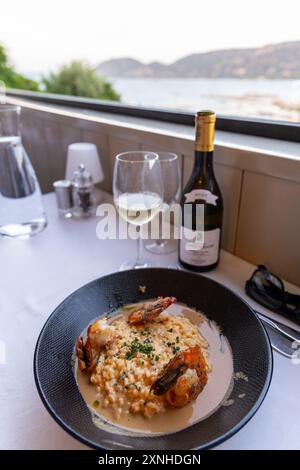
[0,105,47,238]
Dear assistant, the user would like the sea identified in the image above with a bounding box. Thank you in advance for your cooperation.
[109,77,300,122]
[24,73,300,122]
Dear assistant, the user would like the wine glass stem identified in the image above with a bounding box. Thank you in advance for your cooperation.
[137,227,143,262]
[156,210,168,247]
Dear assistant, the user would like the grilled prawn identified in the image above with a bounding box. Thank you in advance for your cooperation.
[76,318,114,373]
[128,296,177,326]
[151,346,208,407]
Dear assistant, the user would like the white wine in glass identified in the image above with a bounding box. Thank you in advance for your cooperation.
[115,192,162,225]
[113,151,163,270]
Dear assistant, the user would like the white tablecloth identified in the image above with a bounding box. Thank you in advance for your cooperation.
[1,192,299,450]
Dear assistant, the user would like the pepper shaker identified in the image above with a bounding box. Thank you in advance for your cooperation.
[71,164,96,218]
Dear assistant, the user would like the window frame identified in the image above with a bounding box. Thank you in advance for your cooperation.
[6,89,300,143]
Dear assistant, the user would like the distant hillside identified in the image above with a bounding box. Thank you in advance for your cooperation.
[96,41,300,79]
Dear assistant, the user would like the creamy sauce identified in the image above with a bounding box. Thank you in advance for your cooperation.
[75,302,234,436]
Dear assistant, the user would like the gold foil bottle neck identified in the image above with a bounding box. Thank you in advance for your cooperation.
[195,110,216,152]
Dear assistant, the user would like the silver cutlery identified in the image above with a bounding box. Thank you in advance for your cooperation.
[255,311,300,358]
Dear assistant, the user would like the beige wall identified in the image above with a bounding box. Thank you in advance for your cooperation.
[16,102,300,286]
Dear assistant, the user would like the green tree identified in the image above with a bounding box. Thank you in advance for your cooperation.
[0,43,39,91]
[43,61,120,101]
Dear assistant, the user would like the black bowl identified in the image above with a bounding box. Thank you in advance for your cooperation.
[34,268,272,450]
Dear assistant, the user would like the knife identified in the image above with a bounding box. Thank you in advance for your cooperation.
[255,311,300,343]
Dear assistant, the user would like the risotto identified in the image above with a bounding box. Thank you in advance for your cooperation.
[76,297,211,423]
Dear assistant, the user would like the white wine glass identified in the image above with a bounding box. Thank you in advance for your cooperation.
[145,152,181,254]
[113,151,163,270]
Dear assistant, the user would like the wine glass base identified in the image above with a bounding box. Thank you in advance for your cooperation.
[119,258,157,271]
[145,238,177,255]
[167,263,182,270]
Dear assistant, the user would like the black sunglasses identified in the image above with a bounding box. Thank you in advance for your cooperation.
[245,265,300,325]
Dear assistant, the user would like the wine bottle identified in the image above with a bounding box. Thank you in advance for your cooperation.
[179,110,223,271]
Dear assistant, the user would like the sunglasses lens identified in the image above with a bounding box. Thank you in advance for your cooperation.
[252,270,284,307]
[246,266,300,323]
[265,272,283,290]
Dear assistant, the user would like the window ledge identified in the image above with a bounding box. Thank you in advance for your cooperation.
[7,95,300,183]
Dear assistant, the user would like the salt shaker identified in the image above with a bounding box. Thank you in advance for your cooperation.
[53,180,73,219]
[71,164,96,218]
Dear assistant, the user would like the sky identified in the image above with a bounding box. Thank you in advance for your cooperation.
[1,0,300,74]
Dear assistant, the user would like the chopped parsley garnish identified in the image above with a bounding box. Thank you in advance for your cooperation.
[124,383,141,391]
[155,355,160,361]
[172,346,180,354]
[176,336,180,343]
[125,337,154,360]
[93,400,100,408]
[167,328,173,333]
[167,342,172,347]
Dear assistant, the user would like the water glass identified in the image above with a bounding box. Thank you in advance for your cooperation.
[0,105,47,238]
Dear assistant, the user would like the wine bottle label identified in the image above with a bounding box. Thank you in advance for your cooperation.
[180,227,220,266]
[184,189,219,206]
